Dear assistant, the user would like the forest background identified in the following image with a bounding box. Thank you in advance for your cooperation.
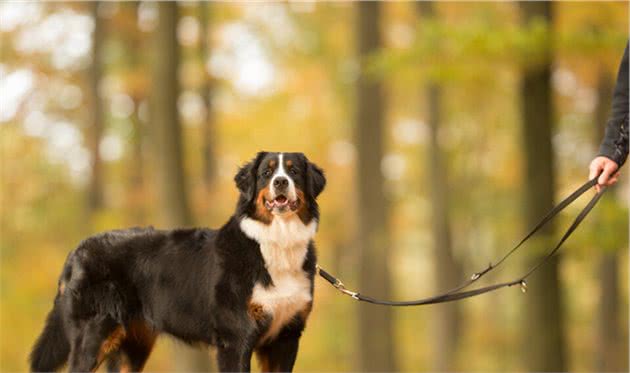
[0,1,628,372]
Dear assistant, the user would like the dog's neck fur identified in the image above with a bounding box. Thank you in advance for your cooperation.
[240,214,317,272]
[239,214,317,342]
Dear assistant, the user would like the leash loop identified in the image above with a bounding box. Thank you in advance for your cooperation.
[317,176,605,306]
[471,263,493,280]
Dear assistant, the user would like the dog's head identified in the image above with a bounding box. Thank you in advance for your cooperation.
[235,152,326,224]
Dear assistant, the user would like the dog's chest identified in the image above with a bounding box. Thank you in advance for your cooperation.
[240,216,316,341]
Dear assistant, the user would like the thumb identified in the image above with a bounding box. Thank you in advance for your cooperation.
[589,160,603,181]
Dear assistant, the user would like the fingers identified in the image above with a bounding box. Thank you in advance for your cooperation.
[606,172,620,186]
[596,173,619,193]
[598,161,619,186]
[589,156,620,193]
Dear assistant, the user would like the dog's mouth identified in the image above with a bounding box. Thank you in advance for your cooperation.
[265,194,299,211]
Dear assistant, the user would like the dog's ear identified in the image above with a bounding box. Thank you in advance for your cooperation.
[307,159,326,199]
[235,152,267,202]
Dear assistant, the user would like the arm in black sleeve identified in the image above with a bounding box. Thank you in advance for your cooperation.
[599,42,629,167]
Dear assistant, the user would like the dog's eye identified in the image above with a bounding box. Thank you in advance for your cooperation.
[289,168,298,175]
[263,169,273,177]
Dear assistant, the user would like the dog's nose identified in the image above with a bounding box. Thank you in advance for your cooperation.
[273,177,288,189]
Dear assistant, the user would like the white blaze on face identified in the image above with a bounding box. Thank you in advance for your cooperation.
[270,153,297,201]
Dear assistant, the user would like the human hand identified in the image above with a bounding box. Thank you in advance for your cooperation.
[589,156,620,193]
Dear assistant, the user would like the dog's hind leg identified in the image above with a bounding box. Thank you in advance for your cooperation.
[68,316,122,372]
[105,352,125,373]
[118,320,157,372]
[217,344,254,372]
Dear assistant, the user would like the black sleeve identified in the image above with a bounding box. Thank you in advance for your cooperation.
[598,42,629,167]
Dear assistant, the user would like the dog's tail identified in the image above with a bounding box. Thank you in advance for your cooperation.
[30,251,75,372]
[30,298,70,372]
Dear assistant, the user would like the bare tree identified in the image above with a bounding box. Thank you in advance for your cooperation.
[355,2,397,371]
[594,68,626,372]
[199,1,215,189]
[150,2,212,370]
[87,1,104,215]
[416,2,462,371]
[519,2,566,371]
[122,2,146,223]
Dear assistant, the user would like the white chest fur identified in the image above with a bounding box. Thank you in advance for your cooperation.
[240,215,317,341]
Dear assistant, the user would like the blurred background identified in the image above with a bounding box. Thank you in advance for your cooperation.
[0,1,628,372]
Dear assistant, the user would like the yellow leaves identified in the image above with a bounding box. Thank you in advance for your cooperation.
[1,241,67,371]
[1,1,628,370]
[575,193,628,254]
[369,2,627,86]
[89,208,125,233]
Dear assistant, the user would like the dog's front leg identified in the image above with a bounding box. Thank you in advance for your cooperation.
[255,320,305,372]
[217,344,253,372]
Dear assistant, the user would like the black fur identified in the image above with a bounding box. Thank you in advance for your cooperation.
[30,298,70,372]
[29,152,325,372]
[234,151,268,217]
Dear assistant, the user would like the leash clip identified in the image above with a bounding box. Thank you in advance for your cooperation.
[519,280,528,293]
[334,280,359,300]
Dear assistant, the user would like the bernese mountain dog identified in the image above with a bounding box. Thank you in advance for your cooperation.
[30,151,326,372]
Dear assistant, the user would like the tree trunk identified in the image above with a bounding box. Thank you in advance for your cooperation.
[426,78,462,373]
[416,2,462,371]
[129,99,147,225]
[151,1,191,228]
[355,2,397,372]
[124,2,145,224]
[594,68,626,372]
[150,2,212,370]
[129,99,145,223]
[519,2,566,371]
[199,0,215,189]
[87,1,104,215]
[597,254,623,371]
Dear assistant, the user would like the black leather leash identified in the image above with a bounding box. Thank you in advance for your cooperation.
[316,176,606,306]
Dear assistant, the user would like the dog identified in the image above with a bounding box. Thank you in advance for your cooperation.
[29,151,326,372]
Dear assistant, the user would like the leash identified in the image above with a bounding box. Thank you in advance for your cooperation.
[316,176,606,306]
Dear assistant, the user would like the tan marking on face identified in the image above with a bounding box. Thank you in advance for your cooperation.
[295,189,311,224]
[286,159,293,167]
[268,159,277,168]
[255,186,274,224]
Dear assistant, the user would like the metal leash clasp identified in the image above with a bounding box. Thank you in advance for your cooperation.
[316,264,359,300]
[333,279,360,300]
